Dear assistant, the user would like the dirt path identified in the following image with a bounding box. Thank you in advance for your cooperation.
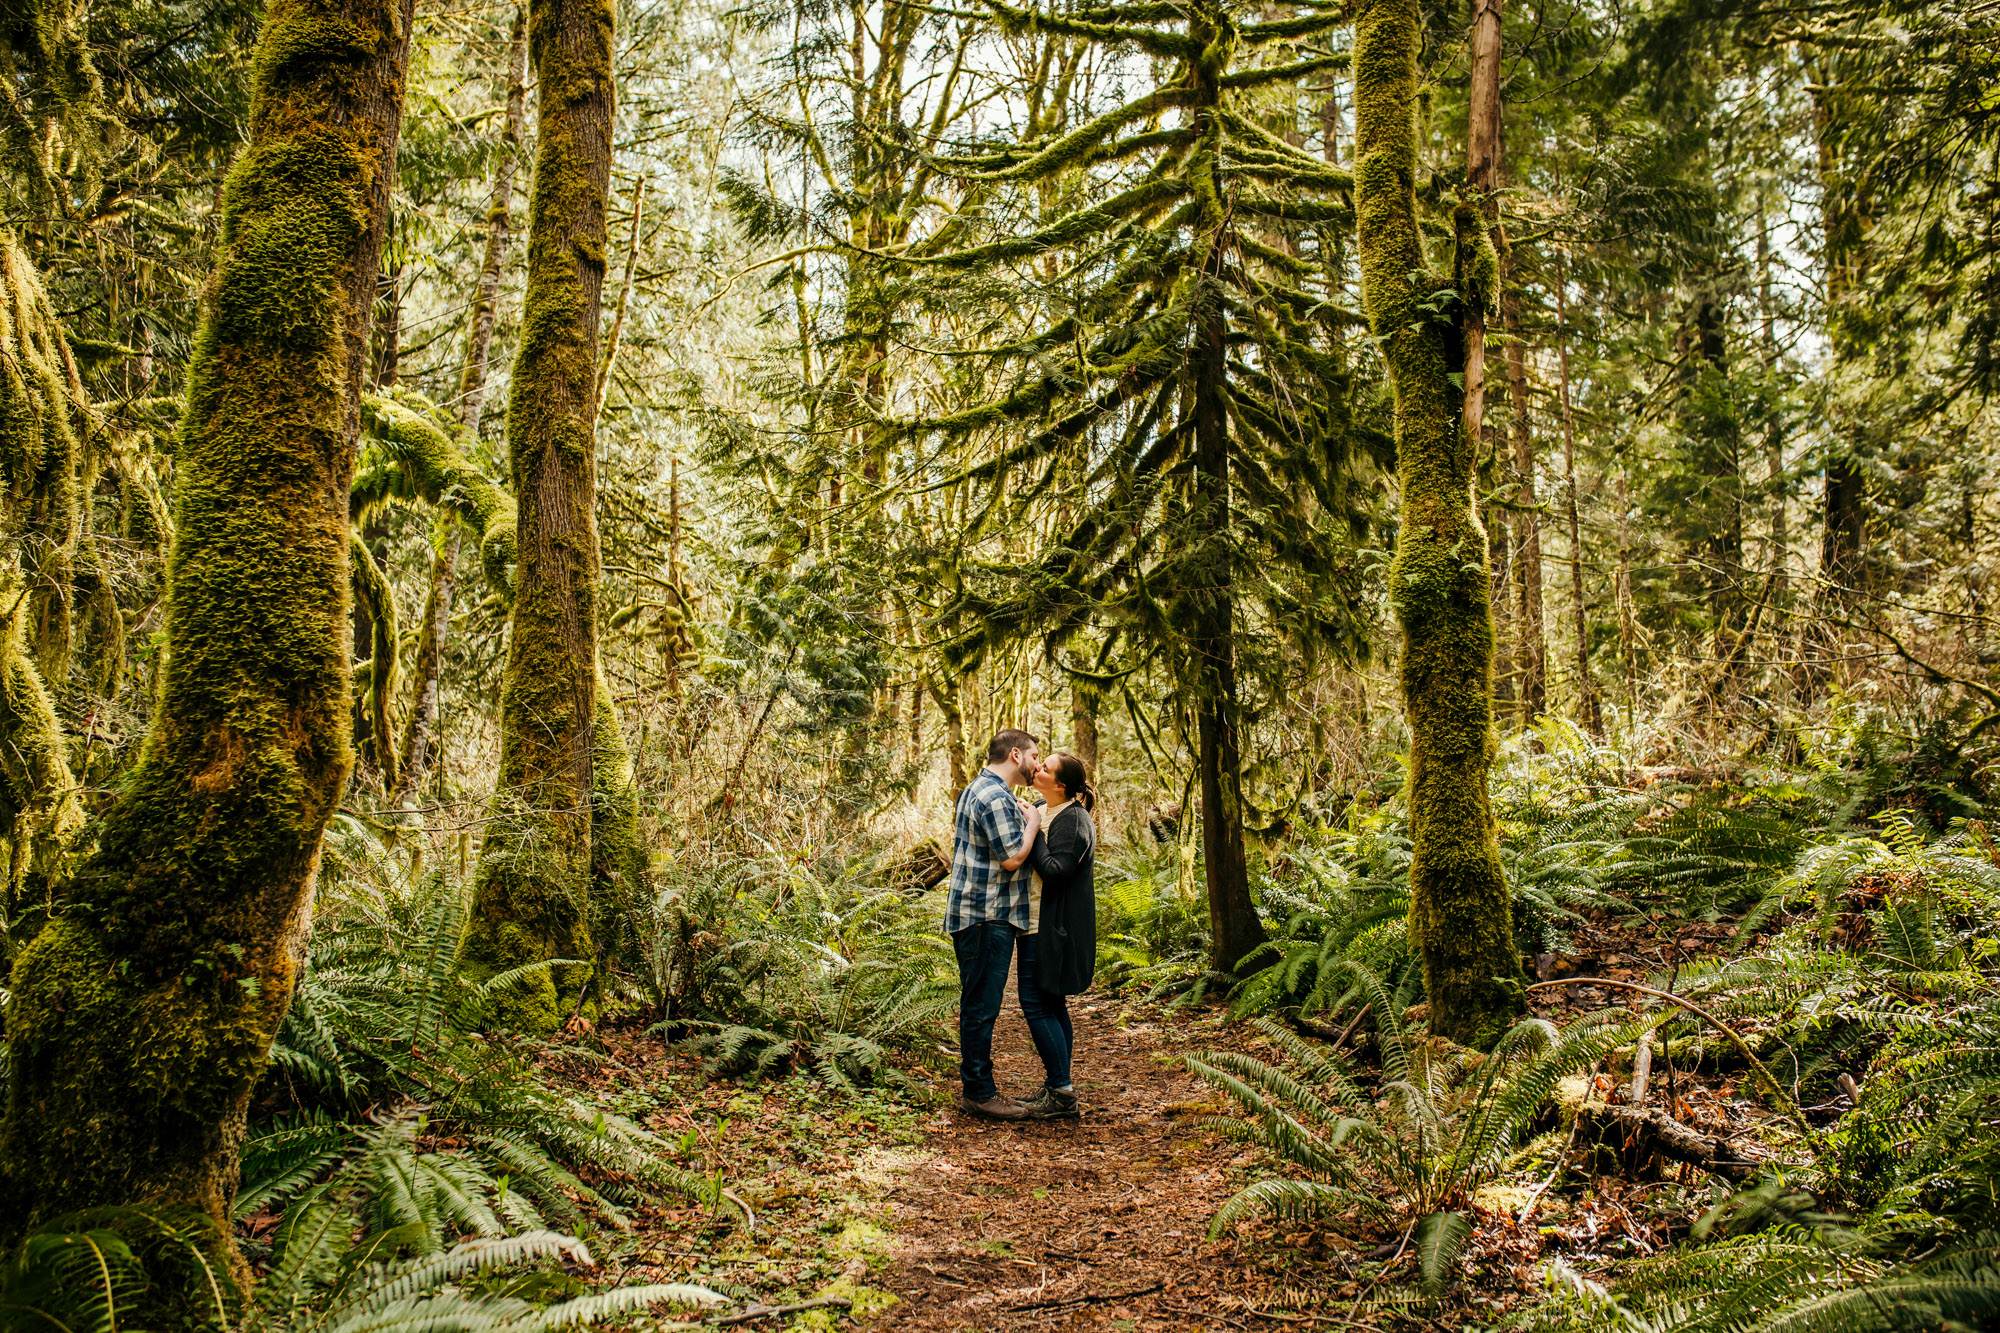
[866,983,1275,1331]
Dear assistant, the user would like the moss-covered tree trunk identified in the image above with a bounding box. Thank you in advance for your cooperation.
[1353,0,1524,1046]
[0,0,414,1245]
[462,0,614,1030]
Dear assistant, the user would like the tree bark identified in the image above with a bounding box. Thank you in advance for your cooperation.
[1354,0,1525,1046]
[1,0,414,1257]
[458,3,530,438]
[389,525,460,815]
[1755,202,1788,615]
[372,257,402,389]
[463,0,615,1031]
[933,679,968,789]
[1071,678,1099,776]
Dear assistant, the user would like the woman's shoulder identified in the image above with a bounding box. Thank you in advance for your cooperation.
[1057,803,1096,837]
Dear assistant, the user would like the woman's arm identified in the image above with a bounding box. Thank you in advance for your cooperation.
[1030,809,1085,879]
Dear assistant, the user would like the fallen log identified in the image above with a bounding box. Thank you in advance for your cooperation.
[1576,1104,1758,1181]
[884,838,949,895]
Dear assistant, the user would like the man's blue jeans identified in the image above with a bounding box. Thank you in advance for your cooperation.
[951,919,1017,1101]
[1016,931,1073,1089]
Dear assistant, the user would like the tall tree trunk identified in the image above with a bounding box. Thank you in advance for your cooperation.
[391,524,461,815]
[1467,0,1514,726]
[463,0,615,1031]
[1190,24,1266,974]
[459,3,529,438]
[389,5,528,821]
[594,173,645,419]
[1554,264,1601,735]
[373,258,402,389]
[1755,202,1788,616]
[1,0,414,1257]
[1354,0,1524,1046]
[932,679,968,789]
[1071,678,1099,775]
[1617,463,1639,709]
[1808,74,1868,694]
[1503,271,1545,721]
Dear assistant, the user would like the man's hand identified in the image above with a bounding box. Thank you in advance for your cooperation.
[1000,802,1041,871]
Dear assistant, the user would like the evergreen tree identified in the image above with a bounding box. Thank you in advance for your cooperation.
[891,0,1384,973]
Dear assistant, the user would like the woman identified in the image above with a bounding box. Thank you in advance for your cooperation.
[1016,751,1097,1120]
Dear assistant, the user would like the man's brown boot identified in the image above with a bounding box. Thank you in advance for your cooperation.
[960,1092,1029,1121]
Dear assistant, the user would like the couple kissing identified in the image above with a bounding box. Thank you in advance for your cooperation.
[943,728,1099,1121]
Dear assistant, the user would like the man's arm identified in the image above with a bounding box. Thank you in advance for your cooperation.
[999,802,1042,871]
[977,787,1037,871]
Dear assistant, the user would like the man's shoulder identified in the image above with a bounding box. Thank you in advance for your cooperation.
[962,770,1009,804]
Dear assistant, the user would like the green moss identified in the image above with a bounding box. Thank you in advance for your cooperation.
[793,1278,898,1329]
[1354,0,1525,1049]
[0,0,416,1267]
[588,669,650,968]
[0,237,96,922]
[0,575,85,906]
[0,0,112,204]
[0,239,89,685]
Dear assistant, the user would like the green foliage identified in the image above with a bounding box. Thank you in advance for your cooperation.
[253,816,700,1231]
[1092,840,1216,999]
[644,853,958,1094]
[1529,1229,2000,1333]
[1191,962,1659,1295]
[0,1204,726,1331]
[1518,799,2000,1331]
[0,1208,226,1331]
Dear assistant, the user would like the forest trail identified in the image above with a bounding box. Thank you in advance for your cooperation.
[864,985,1275,1332]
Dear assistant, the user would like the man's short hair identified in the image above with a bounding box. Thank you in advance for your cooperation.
[986,728,1039,764]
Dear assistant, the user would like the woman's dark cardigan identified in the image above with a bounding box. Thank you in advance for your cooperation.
[1029,803,1096,996]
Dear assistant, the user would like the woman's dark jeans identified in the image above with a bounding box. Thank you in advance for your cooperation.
[1016,931,1074,1089]
[951,919,1017,1101]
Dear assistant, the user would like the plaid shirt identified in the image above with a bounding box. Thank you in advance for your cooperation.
[943,768,1033,933]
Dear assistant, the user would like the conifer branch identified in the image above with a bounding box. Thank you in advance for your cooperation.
[973,0,1203,59]
[930,86,1195,180]
[1221,53,1348,87]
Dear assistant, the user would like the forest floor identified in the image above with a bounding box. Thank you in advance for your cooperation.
[578,910,1766,1331]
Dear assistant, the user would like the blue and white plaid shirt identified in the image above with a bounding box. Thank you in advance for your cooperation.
[943,768,1033,933]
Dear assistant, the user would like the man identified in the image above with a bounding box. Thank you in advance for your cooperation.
[945,728,1042,1119]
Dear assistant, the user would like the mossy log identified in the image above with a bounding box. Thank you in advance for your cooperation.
[350,528,402,791]
[1353,0,1525,1047]
[0,0,416,1260]
[357,392,519,595]
[461,0,616,1031]
[0,238,88,686]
